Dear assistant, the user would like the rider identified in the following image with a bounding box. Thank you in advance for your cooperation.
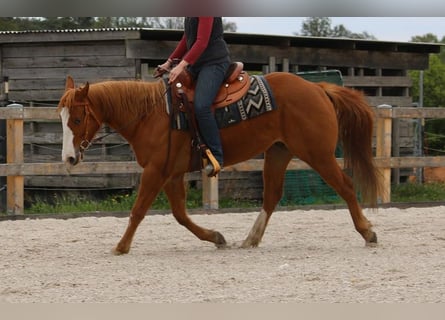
[157,17,231,176]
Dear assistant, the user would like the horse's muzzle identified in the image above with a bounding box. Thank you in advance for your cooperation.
[65,151,83,166]
[67,156,79,166]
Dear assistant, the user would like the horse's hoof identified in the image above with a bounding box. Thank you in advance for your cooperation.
[214,231,227,249]
[240,239,259,249]
[365,231,378,247]
[112,246,129,255]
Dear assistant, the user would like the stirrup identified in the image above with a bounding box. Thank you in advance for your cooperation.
[203,149,221,177]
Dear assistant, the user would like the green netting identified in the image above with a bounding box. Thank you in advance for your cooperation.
[296,69,344,86]
[280,70,344,205]
[281,145,344,205]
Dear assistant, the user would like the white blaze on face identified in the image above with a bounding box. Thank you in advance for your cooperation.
[60,107,76,163]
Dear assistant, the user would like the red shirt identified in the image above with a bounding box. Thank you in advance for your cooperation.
[169,17,214,66]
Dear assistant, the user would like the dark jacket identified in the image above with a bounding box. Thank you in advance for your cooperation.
[184,17,230,72]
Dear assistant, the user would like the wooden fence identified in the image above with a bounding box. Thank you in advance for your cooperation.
[2,105,445,214]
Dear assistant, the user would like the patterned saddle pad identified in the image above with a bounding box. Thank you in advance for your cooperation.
[166,75,276,130]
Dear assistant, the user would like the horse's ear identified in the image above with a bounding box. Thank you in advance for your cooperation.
[75,82,89,101]
[65,75,75,91]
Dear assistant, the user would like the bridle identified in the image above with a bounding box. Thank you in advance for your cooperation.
[67,82,172,174]
[70,99,102,154]
[68,84,170,154]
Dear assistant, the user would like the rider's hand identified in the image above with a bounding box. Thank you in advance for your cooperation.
[153,59,172,78]
[168,60,189,84]
[158,60,172,72]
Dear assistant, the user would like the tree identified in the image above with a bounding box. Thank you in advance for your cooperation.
[0,17,236,32]
[300,17,332,37]
[0,17,96,30]
[40,17,96,30]
[411,33,439,43]
[409,34,445,107]
[409,34,445,155]
[0,17,43,30]
[222,19,237,32]
[299,17,376,39]
[410,54,445,108]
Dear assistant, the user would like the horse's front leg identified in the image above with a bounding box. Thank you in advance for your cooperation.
[113,165,165,255]
[163,174,226,248]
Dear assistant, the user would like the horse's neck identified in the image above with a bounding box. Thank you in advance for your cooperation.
[90,81,165,142]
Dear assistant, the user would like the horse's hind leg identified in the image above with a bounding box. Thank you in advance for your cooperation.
[241,143,292,248]
[163,174,227,248]
[309,157,377,245]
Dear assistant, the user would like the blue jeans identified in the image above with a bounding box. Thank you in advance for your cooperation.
[193,62,230,166]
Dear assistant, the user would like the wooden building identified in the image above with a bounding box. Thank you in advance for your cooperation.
[0,28,441,199]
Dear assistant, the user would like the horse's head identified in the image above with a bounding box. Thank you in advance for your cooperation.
[58,75,101,166]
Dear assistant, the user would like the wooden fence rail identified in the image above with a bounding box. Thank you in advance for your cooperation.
[1,105,445,214]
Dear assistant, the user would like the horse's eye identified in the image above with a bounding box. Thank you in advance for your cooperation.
[73,119,81,125]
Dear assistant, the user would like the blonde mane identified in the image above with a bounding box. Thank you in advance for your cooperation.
[87,80,167,121]
[58,79,167,124]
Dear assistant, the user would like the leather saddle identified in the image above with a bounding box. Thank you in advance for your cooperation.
[156,61,250,111]
[153,61,250,175]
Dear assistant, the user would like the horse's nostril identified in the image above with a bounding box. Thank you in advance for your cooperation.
[68,157,76,165]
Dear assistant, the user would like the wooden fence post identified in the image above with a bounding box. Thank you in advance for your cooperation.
[6,103,24,214]
[392,116,400,185]
[202,172,218,210]
[268,56,276,73]
[282,58,289,72]
[376,104,392,203]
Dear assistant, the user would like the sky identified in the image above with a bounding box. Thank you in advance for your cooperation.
[228,17,445,42]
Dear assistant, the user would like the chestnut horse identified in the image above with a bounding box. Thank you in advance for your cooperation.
[58,73,382,254]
